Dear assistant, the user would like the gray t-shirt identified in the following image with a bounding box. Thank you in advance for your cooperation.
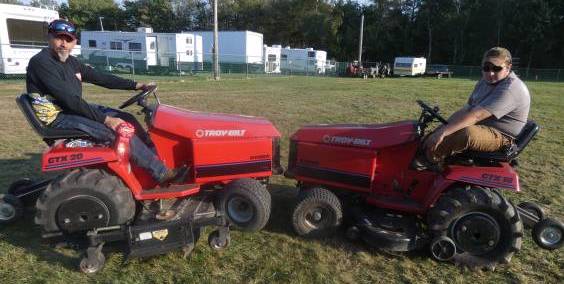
[467,72,530,137]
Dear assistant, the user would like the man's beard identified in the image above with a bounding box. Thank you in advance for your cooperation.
[55,49,70,62]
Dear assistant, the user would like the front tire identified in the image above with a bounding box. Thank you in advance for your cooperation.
[292,187,342,238]
[0,194,24,224]
[35,169,136,234]
[427,187,523,268]
[221,178,271,232]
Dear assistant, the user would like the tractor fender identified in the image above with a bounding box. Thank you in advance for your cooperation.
[444,163,520,192]
[42,145,118,172]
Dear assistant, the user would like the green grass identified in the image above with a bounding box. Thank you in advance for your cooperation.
[0,76,562,283]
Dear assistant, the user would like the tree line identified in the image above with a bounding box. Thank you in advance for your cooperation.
[5,0,563,68]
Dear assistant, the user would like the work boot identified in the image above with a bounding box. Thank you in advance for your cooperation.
[411,155,443,173]
[158,165,188,186]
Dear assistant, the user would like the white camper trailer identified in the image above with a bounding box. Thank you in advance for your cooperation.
[280,47,327,74]
[393,57,427,76]
[193,31,263,64]
[81,28,202,72]
[0,4,59,74]
[264,45,281,73]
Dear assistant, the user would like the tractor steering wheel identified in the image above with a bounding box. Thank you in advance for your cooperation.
[416,100,448,124]
[119,85,157,109]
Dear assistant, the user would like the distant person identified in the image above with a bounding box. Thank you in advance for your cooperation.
[26,19,186,185]
[417,47,530,169]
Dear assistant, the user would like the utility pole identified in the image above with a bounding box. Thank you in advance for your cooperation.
[213,0,220,80]
[358,14,364,64]
[99,17,104,31]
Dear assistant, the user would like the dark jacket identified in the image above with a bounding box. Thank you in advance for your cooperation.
[26,48,137,123]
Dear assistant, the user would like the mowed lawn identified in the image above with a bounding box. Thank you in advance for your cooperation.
[0,76,562,283]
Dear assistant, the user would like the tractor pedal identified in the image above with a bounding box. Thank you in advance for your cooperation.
[155,209,177,221]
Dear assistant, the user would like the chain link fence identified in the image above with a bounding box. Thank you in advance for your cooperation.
[1,45,563,81]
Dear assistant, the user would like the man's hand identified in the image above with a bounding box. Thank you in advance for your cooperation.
[135,81,156,91]
[424,129,446,153]
[104,116,126,131]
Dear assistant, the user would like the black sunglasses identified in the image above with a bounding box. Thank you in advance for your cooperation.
[482,62,504,73]
[48,20,76,35]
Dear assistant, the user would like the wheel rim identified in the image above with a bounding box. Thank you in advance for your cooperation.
[0,202,16,221]
[539,226,562,246]
[431,237,456,261]
[56,195,110,232]
[227,196,254,224]
[451,212,500,255]
[304,206,333,230]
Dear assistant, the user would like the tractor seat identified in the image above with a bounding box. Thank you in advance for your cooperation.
[16,94,89,144]
[452,121,539,165]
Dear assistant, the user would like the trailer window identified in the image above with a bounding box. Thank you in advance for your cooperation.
[110,41,122,50]
[281,54,288,60]
[186,37,192,44]
[186,50,193,56]
[267,54,277,62]
[308,51,315,57]
[7,19,48,48]
[395,63,411,68]
[88,40,97,48]
[129,42,142,51]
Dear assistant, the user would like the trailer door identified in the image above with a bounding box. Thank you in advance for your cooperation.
[146,36,157,66]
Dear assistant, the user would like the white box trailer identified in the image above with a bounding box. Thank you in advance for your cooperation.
[0,3,59,74]
[280,47,327,74]
[193,31,263,64]
[81,28,202,71]
[393,57,426,76]
[264,45,281,73]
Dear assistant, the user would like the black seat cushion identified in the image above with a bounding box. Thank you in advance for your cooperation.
[453,121,539,164]
[16,94,89,140]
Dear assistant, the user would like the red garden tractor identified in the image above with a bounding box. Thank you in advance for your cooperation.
[1,85,283,273]
[285,100,563,268]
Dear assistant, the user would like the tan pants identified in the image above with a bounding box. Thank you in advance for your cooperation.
[427,125,511,162]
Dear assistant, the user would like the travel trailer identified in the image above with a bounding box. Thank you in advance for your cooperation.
[264,45,281,73]
[81,28,203,72]
[193,31,263,64]
[393,57,427,76]
[0,3,59,74]
[280,47,327,74]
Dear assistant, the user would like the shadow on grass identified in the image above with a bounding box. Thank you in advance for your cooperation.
[263,182,430,262]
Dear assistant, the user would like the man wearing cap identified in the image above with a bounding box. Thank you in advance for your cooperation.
[417,47,531,169]
[26,19,186,185]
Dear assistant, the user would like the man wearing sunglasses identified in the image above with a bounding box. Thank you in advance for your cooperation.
[420,47,530,169]
[26,19,187,185]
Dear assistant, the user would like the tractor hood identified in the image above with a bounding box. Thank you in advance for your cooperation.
[291,120,418,149]
[151,104,280,138]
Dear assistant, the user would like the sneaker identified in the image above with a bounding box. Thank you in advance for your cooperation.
[158,165,188,186]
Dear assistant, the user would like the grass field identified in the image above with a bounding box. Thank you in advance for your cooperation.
[0,76,562,283]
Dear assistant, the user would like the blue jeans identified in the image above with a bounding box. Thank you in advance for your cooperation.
[51,106,167,181]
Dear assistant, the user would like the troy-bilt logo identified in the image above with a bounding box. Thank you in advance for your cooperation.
[195,129,246,138]
[322,135,372,146]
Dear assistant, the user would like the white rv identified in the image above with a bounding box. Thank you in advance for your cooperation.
[264,45,281,73]
[193,31,263,64]
[393,57,427,76]
[81,28,203,72]
[280,47,327,74]
[0,4,59,74]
